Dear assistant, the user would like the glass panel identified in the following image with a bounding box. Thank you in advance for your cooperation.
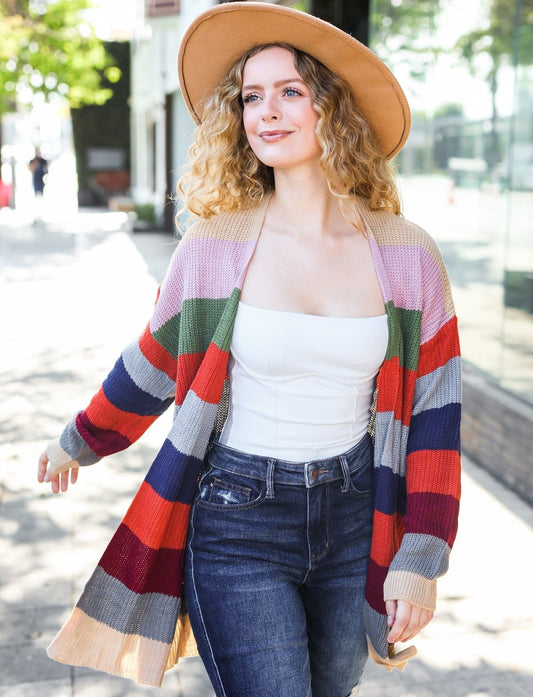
[370,0,533,403]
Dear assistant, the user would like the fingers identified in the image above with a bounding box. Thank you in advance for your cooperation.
[37,450,49,483]
[386,600,434,643]
[385,599,397,631]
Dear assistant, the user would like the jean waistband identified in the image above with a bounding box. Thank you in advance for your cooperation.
[206,432,372,491]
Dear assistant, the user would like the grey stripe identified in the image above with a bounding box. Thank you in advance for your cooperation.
[59,415,100,466]
[363,601,388,658]
[167,390,219,461]
[77,566,181,643]
[388,532,450,579]
[374,412,409,476]
[122,341,176,400]
[412,357,461,416]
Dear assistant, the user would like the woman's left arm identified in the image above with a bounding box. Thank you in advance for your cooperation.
[383,234,462,630]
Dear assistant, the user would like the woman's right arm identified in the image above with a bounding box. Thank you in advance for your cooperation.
[37,236,191,494]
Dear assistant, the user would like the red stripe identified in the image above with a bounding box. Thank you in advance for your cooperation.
[418,316,460,377]
[399,367,417,426]
[376,356,399,413]
[191,342,229,404]
[370,510,404,568]
[138,324,176,381]
[99,523,185,596]
[122,481,191,550]
[176,352,205,405]
[84,388,158,442]
[406,449,461,498]
[376,358,416,426]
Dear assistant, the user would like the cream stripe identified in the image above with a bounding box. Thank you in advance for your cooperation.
[383,569,437,611]
[46,439,76,468]
[47,607,173,687]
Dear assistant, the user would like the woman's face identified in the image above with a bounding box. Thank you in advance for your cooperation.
[241,46,321,172]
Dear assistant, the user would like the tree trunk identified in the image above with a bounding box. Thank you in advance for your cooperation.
[310,0,370,45]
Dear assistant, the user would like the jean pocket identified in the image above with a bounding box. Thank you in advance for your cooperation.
[348,457,373,496]
[197,468,265,510]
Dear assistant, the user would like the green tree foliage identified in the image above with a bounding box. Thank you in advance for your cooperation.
[455,0,533,168]
[370,0,447,77]
[456,0,533,72]
[0,0,120,114]
[434,103,464,120]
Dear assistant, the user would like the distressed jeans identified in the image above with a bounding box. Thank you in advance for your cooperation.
[184,434,374,697]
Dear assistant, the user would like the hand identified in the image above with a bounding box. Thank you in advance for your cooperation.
[385,599,433,643]
[37,450,79,494]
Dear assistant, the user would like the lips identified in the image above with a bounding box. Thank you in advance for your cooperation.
[258,130,292,141]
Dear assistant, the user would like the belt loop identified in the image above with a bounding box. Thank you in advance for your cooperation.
[340,455,350,493]
[266,459,276,499]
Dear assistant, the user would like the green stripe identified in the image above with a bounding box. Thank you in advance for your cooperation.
[152,292,239,358]
[385,302,421,372]
[179,297,230,355]
[212,288,240,352]
[152,313,181,359]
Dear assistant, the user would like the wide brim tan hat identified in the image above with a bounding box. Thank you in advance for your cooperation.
[178,2,410,160]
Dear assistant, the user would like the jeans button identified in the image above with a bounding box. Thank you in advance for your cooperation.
[310,467,319,480]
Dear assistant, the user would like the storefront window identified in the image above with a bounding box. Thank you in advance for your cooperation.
[370,0,533,403]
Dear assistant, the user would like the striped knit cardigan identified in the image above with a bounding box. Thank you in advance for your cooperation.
[46,193,461,687]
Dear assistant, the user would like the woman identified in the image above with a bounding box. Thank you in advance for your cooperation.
[38,4,461,696]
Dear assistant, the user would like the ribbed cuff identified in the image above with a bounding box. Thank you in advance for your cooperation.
[383,569,437,611]
[46,439,79,469]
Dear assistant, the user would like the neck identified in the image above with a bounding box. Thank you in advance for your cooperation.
[269,168,359,236]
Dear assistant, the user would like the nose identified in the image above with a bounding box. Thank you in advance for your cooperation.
[261,94,280,121]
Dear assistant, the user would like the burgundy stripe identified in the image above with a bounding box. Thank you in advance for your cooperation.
[403,492,460,546]
[98,524,185,596]
[365,557,388,614]
[76,412,131,456]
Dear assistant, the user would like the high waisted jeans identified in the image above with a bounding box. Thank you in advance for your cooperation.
[184,434,374,697]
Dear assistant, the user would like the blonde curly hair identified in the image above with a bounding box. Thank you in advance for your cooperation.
[177,43,401,219]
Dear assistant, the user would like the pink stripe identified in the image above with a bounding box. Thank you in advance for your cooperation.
[373,243,452,343]
[369,237,393,304]
[150,238,256,332]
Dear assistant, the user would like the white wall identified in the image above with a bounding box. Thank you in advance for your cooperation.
[130,0,215,223]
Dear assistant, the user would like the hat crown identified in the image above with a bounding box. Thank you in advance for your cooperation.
[178,2,410,159]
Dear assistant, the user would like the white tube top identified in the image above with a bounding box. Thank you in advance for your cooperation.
[219,302,388,461]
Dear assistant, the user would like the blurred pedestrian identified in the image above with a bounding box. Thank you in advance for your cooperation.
[29,146,48,222]
[38,3,462,695]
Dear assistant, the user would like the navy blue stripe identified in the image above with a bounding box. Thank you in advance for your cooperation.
[145,439,202,504]
[407,402,461,454]
[102,357,173,416]
[373,466,406,516]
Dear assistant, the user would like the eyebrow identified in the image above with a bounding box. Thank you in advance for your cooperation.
[241,77,306,92]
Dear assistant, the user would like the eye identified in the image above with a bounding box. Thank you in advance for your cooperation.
[242,93,260,104]
[284,87,303,97]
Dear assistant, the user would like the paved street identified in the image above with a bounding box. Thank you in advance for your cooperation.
[1,206,532,696]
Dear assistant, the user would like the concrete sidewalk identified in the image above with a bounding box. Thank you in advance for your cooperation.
[1,208,532,696]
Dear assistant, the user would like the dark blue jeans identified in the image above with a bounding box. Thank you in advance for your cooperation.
[184,434,374,697]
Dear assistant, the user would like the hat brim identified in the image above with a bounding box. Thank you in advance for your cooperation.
[178,2,410,160]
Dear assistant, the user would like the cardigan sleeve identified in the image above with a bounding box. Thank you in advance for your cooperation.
[45,237,190,471]
[383,235,462,611]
